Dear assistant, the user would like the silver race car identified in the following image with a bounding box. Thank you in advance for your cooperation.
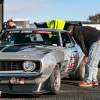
[0,28,85,94]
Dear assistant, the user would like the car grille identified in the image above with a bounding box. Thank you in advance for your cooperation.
[0,61,23,71]
[0,61,40,71]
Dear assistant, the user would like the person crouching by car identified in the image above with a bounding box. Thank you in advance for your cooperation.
[7,19,16,29]
[67,25,100,86]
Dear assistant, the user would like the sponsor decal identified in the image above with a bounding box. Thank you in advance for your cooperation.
[11,31,20,33]
[7,31,20,34]
[21,31,32,33]
[65,68,68,72]
[69,63,75,68]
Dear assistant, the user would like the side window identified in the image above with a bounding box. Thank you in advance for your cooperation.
[61,33,71,47]
[1,33,17,44]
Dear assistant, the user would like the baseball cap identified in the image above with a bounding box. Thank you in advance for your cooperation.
[7,19,13,23]
[67,25,74,31]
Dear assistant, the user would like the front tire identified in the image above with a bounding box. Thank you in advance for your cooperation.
[46,64,61,95]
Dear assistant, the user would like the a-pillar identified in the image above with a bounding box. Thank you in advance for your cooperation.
[0,0,4,32]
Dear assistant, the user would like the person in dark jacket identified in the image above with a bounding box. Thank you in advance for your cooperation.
[1,22,7,33]
[67,25,100,86]
[6,21,10,29]
[7,19,16,29]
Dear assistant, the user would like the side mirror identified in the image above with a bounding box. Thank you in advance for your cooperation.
[65,43,73,48]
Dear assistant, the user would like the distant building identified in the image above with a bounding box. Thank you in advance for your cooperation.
[68,21,100,30]
[12,18,30,28]
[82,23,100,30]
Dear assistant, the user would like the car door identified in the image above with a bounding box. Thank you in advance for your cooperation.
[60,33,79,77]
[69,37,80,74]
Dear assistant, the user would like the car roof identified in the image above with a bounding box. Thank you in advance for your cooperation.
[5,28,67,33]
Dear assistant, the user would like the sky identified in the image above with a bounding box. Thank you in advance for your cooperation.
[4,0,100,23]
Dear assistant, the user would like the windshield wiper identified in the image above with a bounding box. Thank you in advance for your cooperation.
[31,43,42,45]
[12,43,35,48]
[10,43,46,48]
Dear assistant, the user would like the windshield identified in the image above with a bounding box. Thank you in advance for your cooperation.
[0,31,60,46]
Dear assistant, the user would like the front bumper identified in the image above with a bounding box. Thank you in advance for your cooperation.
[0,72,43,84]
[0,72,43,77]
[0,84,48,94]
[0,76,49,94]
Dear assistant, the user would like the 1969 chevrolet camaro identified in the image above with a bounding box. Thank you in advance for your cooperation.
[0,28,85,94]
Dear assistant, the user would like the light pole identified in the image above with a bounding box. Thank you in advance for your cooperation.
[0,0,4,32]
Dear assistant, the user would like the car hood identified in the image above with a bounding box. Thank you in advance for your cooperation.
[0,45,53,60]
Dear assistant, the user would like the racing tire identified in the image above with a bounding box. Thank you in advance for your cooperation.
[70,59,86,80]
[46,64,61,95]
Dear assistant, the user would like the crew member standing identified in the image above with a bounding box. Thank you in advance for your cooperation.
[67,25,100,86]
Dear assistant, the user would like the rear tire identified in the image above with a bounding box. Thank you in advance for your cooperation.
[46,64,61,95]
[70,59,86,80]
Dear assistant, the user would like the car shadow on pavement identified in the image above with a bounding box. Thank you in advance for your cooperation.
[61,81,78,86]
[61,77,81,86]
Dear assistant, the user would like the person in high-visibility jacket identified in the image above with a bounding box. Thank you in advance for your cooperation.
[46,19,66,38]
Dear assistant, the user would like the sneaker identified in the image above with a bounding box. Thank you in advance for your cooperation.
[79,81,93,86]
[92,81,98,86]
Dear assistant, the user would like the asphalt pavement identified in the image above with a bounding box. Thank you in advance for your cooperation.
[1,68,100,100]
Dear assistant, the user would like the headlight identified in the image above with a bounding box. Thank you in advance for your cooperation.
[23,61,36,72]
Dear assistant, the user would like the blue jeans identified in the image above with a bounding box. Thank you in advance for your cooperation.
[85,41,100,83]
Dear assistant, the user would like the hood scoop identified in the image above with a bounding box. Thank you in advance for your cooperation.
[2,45,30,52]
